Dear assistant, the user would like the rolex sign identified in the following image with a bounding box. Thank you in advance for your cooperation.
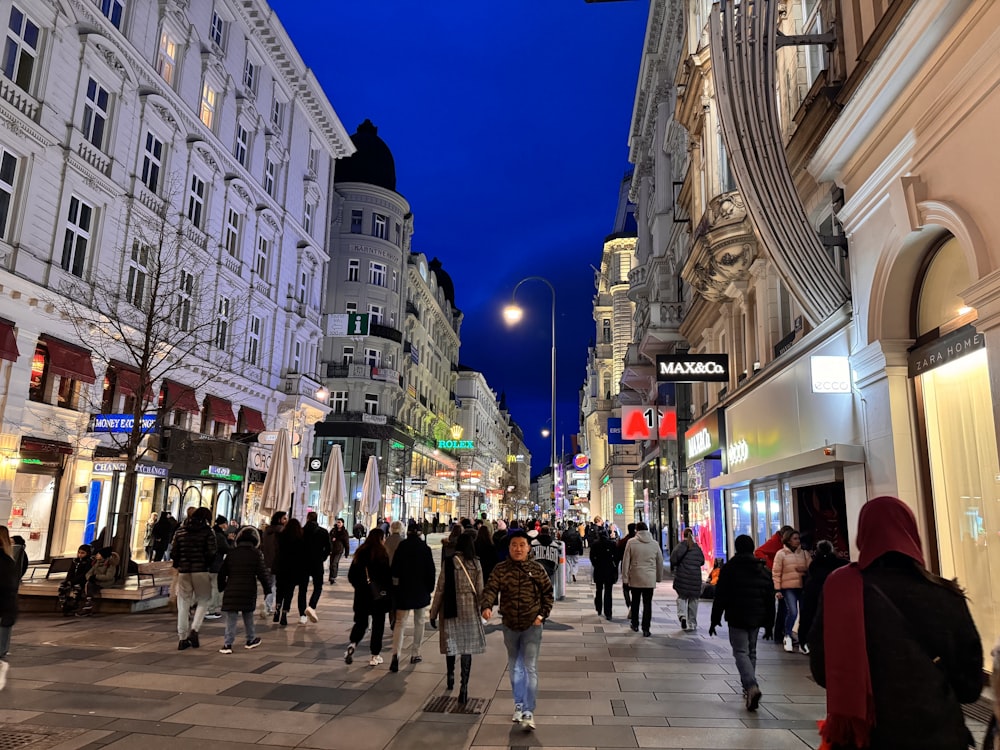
[656,354,729,382]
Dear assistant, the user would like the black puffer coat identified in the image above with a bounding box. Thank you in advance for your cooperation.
[389,535,436,610]
[670,540,705,599]
[348,544,391,608]
[275,530,307,583]
[798,552,847,647]
[0,550,19,627]
[562,528,584,556]
[210,524,232,573]
[171,520,217,573]
[810,555,982,750]
[218,539,270,612]
[589,536,619,584]
[709,553,775,631]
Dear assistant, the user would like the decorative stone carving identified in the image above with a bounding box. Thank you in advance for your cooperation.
[682,190,758,303]
[94,43,129,81]
[150,103,177,126]
[194,146,219,172]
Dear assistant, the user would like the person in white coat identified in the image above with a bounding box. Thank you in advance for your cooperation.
[621,522,663,636]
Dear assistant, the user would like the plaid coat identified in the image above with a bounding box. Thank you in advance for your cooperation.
[429,555,486,655]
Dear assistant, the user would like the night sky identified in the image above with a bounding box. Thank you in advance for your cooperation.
[269,0,648,472]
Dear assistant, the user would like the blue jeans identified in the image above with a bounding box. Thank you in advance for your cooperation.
[728,626,759,690]
[224,611,256,646]
[0,624,10,658]
[502,624,543,713]
[782,588,801,639]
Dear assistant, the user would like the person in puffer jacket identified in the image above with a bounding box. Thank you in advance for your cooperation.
[669,527,704,632]
[480,531,553,733]
[772,528,810,652]
[172,507,217,651]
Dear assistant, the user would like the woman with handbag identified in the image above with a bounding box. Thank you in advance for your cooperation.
[429,531,486,703]
[346,528,392,667]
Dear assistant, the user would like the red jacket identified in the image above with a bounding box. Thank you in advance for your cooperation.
[754,532,783,570]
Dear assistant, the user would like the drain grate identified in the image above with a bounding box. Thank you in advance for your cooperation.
[423,695,489,714]
[964,696,994,725]
[0,725,86,750]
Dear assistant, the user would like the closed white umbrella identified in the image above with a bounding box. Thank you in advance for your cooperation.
[319,444,347,520]
[260,427,294,516]
[360,455,381,526]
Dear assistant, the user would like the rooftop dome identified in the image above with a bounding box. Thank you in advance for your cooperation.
[429,258,456,307]
[335,119,396,191]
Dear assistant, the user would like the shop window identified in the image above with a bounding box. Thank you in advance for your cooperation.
[28,344,49,403]
[29,342,89,409]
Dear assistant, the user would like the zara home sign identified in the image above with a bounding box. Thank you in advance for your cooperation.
[656,354,729,382]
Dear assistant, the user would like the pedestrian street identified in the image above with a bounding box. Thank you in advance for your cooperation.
[1,555,990,750]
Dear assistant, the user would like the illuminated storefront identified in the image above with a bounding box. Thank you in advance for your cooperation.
[685,410,725,565]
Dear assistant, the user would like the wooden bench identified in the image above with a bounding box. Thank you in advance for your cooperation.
[135,561,174,586]
[19,558,175,613]
[25,557,74,580]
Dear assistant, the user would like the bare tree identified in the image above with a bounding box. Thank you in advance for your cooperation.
[50,183,244,578]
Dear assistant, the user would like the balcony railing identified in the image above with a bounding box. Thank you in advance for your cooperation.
[0,78,38,120]
[369,322,402,343]
[325,363,373,379]
[406,301,420,319]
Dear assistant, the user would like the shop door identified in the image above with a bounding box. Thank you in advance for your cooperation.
[753,483,781,544]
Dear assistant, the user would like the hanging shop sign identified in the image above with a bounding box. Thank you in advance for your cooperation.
[727,438,749,466]
[437,439,475,450]
[90,413,158,434]
[614,503,624,514]
[620,405,677,441]
[907,324,985,377]
[656,353,729,382]
[307,457,323,471]
[606,417,625,445]
[199,468,243,482]
[92,461,170,478]
[361,414,387,425]
[573,454,589,470]
[248,446,272,473]
[810,356,852,394]
[685,410,723,465]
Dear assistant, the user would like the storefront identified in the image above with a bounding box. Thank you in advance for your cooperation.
[685,410,726,565]
[710,326,864,557]
[7,437,70,562]
[87,457,170,559]
[159,426,247,523]
[909,236,1000,661]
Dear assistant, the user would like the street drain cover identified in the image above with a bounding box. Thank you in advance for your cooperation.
[423,695,489,714]
[0,725,87,750]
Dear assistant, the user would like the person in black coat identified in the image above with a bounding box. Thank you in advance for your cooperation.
[151,512,172,561]
[474,525,498,584]
[273,518,308,627]
[328,518,351,583]
[300,511,331,623]
[57,545,92,615]
[670,528,706,631]
[217,527,270,652]
[589,530,619,620]
[346,528,392,666]
[387,524,436,671]
[561,526,583,582]
[0,526,21,690]
[797,540,847,654]
[708,534,775,712]
[206,516,232,618]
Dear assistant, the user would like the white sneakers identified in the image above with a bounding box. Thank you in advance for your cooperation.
[520,711,536,731]
[298,615,308,625]
[783,635,794,653]
[800,643,810,655]
[512,705,523,722]
[369,654,384,666]
[305,606,319,622]
[0,660,8,691]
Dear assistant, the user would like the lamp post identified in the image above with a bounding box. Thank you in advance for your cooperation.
[503,276,557,519]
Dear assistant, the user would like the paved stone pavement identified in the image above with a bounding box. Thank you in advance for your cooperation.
[2,551,990,750]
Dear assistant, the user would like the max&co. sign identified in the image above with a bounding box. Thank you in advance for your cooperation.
[656,354,729,382]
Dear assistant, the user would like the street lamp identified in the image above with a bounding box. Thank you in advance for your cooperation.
[503,276,557,519]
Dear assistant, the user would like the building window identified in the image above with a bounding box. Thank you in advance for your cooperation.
[297,271,308,303]
[3,6,39,93]
[200,82,218,130]
[155,31,177,85]
[365,348,381,367]
[391,270,398,292]
[394,222,401,246]
[347,258,359,282]
[369,262,386,287]
[372,213,387,239]
[140,131,163,192]
[292,339,301,372]
[82,77,110,150]
[187,174,205,228]
[350,209,362,233]
[126,240,148,308]
[176,270,193,330]
[363,393,379,415]
[303,201,314,234]
[234,124,249,167]
[209,10,225,47]
[254,235,269,277]
[602,318,611,344]
[307,146,317,174]
[263,159,275,196]
[341,346,353,365]
[96,0,124,29]
[270,98,284,130]
[246,314,260,365]
[61,196,93,278]
[242,58,256,92]
[0,147,17,239]
[224,208,241,257]
[330,391,347,413]
[367,303,382,325]
[216,296,230,349]
[345,301,357,315]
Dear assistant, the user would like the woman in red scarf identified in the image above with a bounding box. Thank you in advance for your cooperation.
[809,496,982,749]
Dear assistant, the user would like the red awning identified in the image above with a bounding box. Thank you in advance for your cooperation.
[0,319,19,362]
[241,407,266,433]
[20,436,73,455]
[205,395,236,425]
[161,381,200,413]
[109,362,153,400]
[40,335,96,383]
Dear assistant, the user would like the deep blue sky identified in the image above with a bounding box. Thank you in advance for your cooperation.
[270,0,648,473]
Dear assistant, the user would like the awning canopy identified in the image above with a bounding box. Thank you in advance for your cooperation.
[0,319,19,362]
[161,381,200,413]
[109,361,153,400]
[205,395,236,425]
[240,406,266,433]
[708,444,866,490]
[20,436,73,455]
[40,335,96,383]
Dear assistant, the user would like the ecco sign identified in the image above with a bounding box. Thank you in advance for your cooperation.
[656,354,729,382]
[728,438,749,465]
[810,356,851,394]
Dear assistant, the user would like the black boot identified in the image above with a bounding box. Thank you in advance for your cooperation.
[458,654,472,704]
[445,655,455,690]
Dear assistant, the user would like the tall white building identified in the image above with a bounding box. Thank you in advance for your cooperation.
[0,0,352,562]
